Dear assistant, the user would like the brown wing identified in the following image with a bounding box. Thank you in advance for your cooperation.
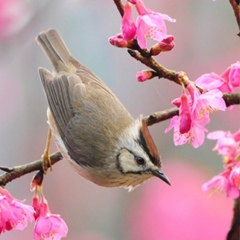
[37,29,134,167]
[39,67,134,167]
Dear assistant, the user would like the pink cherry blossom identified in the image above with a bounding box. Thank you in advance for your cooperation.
[135,0,175,49]
[165,116,207,148]
[116,0,175,50]
[0,187,34,234]
[136,70,153,82]
[33,196,68,240]
[165,83,226,148]
[121,2,136,41]
[195,73,232,92]
[195,62,240,93]
[202,171,240,199]
[188,83,226,124]
[203,129,240,198]
[207,130,239,161]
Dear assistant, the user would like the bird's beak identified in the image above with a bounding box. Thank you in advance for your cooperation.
[151,170,171,186]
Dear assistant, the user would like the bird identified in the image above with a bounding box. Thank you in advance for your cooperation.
[36,29,170,190]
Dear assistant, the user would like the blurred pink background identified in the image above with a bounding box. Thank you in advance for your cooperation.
[0,0,239,239]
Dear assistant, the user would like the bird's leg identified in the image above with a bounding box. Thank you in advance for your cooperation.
[41,128,53,173]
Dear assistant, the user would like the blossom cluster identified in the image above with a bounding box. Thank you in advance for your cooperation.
[165,62,240,148]
[0,186,34,234]
[109,0,175,50]
[0,186,68,239]
[165,83,226,148]
[202,129,240,198]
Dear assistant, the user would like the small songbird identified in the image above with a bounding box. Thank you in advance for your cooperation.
[36,29,170,190]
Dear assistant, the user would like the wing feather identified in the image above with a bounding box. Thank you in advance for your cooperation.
[37,29,134,168]
[39,66,134,167]
[39,68,75,137]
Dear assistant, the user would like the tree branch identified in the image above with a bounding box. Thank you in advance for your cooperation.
[143,92,240,126]
[229,0,240,36]
[223,92,240,107]
[227,197,240,240]
[144,107,179,126]
[127,50,187,86]
[113,0,124,17]
[0,152,63,186]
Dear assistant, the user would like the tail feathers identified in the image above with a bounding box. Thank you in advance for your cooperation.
[36,29,76,73]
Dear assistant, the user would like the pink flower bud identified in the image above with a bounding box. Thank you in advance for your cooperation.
[171,98,181,107]
[136,71,153,82]
[179,93,191,134]
[32,196,41,220]
[128,0,137,4]
[109,35,128,48]
[228,62,240,87]
[30,171,44,192]
[122,2,136,41]
[150,35,175,55]
[135,0,149,15]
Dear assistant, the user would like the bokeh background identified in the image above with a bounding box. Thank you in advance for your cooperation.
[0,0,239,239]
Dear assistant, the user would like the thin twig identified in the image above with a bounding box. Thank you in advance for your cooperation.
[127,50,184,85]
[229,0,240,36]
[113,0,124,17]
[144,107,179,126]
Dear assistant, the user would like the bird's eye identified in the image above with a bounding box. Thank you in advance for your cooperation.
[135,156,145,166]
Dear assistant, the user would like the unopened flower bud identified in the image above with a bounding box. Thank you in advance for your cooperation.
[179,93,191,134]
[122,2,136,41]
[30,170,44,191]
[109,34,135,48]
[136,71,153,82]
[150,35,175,56]
[128,0,137,4]
[109,35,128,48]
